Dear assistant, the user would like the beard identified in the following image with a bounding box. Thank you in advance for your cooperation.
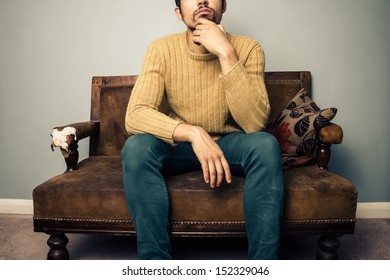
[187,6,218,30]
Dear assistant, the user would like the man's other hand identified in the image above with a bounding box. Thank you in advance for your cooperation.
[173,123,231,188]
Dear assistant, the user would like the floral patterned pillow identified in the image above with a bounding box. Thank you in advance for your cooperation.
[267,88,337,168]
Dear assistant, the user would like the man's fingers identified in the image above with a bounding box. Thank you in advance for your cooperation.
[205,157,231,188]
[201,160,223,188]
[200,161,210,185]
[214,160,225,187]
[221,157,231,184]
[192,37,202,46]
[208,161,217,188]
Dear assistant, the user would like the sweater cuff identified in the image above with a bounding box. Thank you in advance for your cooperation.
[166,120,182,146]
[158,119,182,146]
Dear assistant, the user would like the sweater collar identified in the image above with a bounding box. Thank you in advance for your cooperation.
[181,32,217,61]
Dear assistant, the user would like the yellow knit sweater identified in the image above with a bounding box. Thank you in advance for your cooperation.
[125,32,270,145]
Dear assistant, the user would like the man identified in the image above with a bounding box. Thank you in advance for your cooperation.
[122,0,284,260]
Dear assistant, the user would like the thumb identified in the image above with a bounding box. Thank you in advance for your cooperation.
[217,24,226,33]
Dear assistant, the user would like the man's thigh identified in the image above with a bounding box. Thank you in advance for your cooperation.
[123,134,201,176]
[154,137,202,176]
[217,131,279,173]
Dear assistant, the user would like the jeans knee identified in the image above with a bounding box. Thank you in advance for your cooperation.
[121,134,164,171]
[250,132,280,156]
[260,133,280,155]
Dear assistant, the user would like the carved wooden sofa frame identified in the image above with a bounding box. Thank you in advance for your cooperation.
[33,71,357,260]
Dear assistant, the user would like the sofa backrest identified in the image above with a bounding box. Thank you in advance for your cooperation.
[90,71,311,156]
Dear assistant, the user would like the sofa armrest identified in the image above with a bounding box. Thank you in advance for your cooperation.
[318,123,343,144]
[316,123,343,169]
[50,121,100,172]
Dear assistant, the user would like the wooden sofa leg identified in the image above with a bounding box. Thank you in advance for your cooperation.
[316,234,340,260]
[47,233,69,260]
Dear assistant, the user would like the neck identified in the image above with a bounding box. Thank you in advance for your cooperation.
[186,29,209,54]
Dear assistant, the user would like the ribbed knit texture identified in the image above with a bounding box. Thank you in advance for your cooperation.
[125,32,270,145]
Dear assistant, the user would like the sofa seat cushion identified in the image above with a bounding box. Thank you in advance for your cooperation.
[33,156,357,233]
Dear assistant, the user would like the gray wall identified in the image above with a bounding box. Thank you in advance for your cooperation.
[1,0,389,202]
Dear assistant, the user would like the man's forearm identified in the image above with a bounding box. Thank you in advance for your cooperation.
[221,44,270,133]
[218,45,239,75]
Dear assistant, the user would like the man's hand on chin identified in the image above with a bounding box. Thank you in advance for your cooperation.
[192,18,239,74]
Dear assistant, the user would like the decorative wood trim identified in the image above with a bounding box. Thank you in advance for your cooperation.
[265,80,302,84]
[33,217,133,224]
[33,217,355,226]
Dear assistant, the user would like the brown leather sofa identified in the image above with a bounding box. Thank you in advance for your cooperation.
[33,71,357,260]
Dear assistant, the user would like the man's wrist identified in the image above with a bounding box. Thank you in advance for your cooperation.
[173,123,197,143]
[218,46,239,74]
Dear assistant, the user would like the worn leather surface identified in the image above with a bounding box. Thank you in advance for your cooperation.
[33,157,357,227]
[98,87,131,156]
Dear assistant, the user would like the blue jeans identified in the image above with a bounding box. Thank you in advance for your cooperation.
[121,131,285,260]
